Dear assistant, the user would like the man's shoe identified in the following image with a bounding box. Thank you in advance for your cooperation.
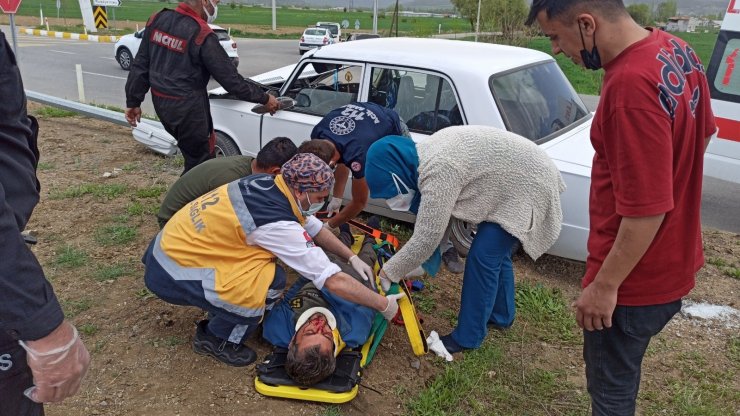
[366,215,381,231]
[192,320,257,367]
[442,247,464,274]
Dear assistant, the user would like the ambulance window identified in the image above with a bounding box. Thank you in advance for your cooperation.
[712,38,740,97]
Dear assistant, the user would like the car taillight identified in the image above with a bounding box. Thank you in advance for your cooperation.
[231,40,237,49]
[301,36,305,42]
[323,37,328,44]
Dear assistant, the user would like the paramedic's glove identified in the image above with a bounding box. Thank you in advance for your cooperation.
[379,269,397,292]
[381,293,406,321]
[326,197,343,217]
[349,255,374,283]
[19,321,91,403]
[323,221,341,236]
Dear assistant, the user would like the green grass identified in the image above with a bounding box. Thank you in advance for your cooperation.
[412,293,435,314]
[515,281,577,342]
[50,183,128,200]
[18,1,469,36]
[379,217,414,241]
[35,106,76,118]
[706,257,728,267]
[724,267,740,279]
[94,224,138,246]
[728,336,740,363]
[135,287,156,300]
[93,262,133,282]
[135,185,168,199]
[37,161,55,171]
[54,245,88,268]
[320,405,343,416]
[62,298,92,318]
[79,323,98,336]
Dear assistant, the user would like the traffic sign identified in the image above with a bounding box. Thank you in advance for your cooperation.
[93,0,120,7]
[0,0,22,14]
[94,5,108,29]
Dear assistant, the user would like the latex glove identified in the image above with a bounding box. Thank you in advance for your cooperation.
[19,322,91,403]
[379,269,397,292]
[426,330,453,361]
[325,197,343,217]
[381,293,406,321]
[322,221,341,236]
[349,255,374,283]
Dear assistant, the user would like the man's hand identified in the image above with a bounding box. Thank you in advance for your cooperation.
[19,321,91,403]
[572,280,618,331]
[348,255,374,283]
[124,107,141,127]
[265,95,280,115]
[379,269,396,292]
[325,197,343,217]
[381,293,406,320]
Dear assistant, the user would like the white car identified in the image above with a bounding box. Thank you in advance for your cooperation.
[299,27,335,55]
[114,24,239,71]
[204,38,594,261]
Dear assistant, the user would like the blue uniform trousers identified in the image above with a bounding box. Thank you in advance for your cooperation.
[451,222,518,349]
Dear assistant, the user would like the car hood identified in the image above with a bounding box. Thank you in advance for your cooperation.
[541,116,595,170]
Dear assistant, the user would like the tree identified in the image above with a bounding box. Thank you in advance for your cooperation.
[451,0,480,31]
[656,0,678,22]
[489,0,528,44]
[627,3,651,26]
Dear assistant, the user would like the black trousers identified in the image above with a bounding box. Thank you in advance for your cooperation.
[153,92,215,175]
[0,337,43,416]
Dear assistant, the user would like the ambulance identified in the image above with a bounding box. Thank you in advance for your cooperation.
[705,0,740,183]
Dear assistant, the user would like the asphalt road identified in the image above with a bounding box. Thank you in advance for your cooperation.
[5,27,739,233]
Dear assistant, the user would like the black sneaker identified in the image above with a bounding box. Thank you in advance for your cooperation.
[442,247,464,274]
[192,320,257,367]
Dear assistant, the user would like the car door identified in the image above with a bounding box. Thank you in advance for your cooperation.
[260,60,367,148]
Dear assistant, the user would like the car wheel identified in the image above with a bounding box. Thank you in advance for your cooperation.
[214,131,240,157]
[299,49,306,55]
[116,47,133,71]
[449,218,521,258]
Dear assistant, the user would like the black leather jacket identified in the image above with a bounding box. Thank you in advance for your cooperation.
[125,3,268,107]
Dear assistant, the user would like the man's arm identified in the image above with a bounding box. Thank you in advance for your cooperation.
[313,226,355,261]
[323,272,388,312]
[573,214,665,331]
[124,25,152,111]
[326,176,368,228]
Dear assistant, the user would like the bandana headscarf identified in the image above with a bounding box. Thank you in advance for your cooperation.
[365,136,421,214]
[281,153,335,193]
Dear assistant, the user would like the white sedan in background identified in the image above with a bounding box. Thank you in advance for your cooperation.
[133,38,594,261]
[114,24,239,70]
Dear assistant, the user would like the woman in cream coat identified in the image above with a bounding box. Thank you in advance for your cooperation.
[365,125,565,353]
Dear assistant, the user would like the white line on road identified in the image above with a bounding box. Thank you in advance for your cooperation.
[81,71,128,80]
[50,50,76,55]
[100,57,116,60]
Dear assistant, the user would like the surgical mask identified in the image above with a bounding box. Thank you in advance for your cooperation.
[578,23,601,70]
[204,0,218,23]
[300,192,324,217]
[385,173,416,212]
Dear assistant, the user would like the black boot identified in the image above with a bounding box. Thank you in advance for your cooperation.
[192,320,257,367]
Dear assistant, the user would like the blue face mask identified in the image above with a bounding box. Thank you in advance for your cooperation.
[301,193,325,217]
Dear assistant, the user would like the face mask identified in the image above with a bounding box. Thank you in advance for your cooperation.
[204,0,218,23]
[300,192,324,217]
[385,173,416,212]
[578,23,601,70]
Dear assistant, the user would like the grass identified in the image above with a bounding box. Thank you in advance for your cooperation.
[54,245,88,268]
[412,293,435,314]
[514,281,577,342]
[37,161,55,170]
[135,288,156,300]
[50,183,128,200]
[79,323,99,336]
[320,406,343,416]
[62,298,92,318]
[135,185,168,199]
[728,336,740,363]
[93,262,134,282]
[35,106,76,118]
[379,217,414,241]
[94,224,138,246]
[706,257,740,279]
[126,200,161,216]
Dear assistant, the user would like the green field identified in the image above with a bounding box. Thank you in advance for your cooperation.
[17,0,471,36]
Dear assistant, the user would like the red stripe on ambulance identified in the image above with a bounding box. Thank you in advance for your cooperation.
[716,116,740,142]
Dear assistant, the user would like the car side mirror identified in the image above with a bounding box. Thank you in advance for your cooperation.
[134,30,143,39]
[295,93,311,108]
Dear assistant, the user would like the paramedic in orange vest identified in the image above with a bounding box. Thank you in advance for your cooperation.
[141,153,403,367]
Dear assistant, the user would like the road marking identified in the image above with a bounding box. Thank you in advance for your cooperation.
[50,50,76,55]
[100,57,116,60]
[81,70,127,80]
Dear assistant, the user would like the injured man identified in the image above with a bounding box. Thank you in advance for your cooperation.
[262,225,402,386]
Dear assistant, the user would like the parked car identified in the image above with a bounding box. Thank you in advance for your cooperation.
[299,27,335,55]
[316,21,342,42]
[345,33,381,42]
[114,24,239,71]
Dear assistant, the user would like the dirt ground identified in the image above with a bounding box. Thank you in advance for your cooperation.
[23,106,740,415]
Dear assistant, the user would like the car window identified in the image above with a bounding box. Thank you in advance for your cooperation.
[369,67,462,134]
[304,29,327,36]
[317,24,339,36]
[490,61,589,143]
[282,62,363,117]
[707,35,740,100]
[213,29,230,42]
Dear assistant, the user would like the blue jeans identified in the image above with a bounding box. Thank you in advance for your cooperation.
[584,300,682,416]
[450,222,518,349]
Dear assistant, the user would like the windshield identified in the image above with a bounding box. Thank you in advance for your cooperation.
[318,24,339,36]
[490,61,589,143]
[305,29,327,36]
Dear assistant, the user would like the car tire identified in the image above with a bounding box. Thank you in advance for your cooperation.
[116,47,133,71]
[214,131,240,157]
[299,49,306,55]
[449,218,522,258]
